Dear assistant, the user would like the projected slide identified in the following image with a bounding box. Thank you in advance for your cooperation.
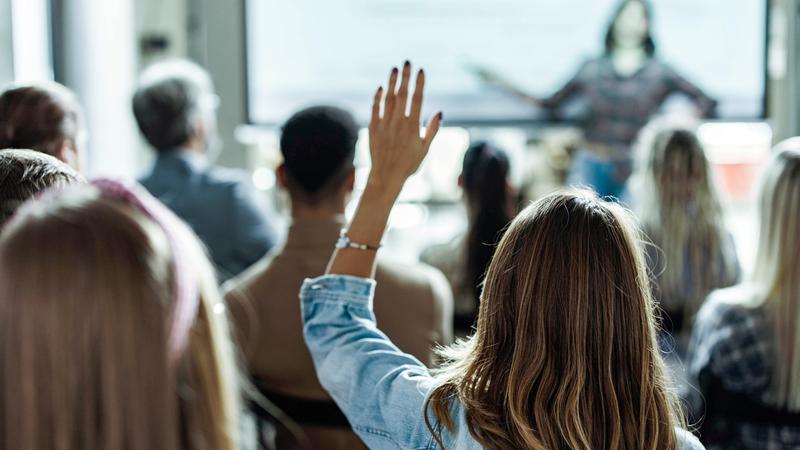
[245,0,765,125]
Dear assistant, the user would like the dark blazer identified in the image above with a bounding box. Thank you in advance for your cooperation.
[140,150,278,281]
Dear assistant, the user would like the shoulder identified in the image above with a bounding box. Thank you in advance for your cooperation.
[222,250,279,299]
[420,235,464,272]
[675,428,705,450]
[696,285,760,329]
[377,259,451,306]
[579,56,608,74]
[202,166,251,190]
[649,59,681,78]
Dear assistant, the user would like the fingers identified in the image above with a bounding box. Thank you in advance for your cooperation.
[394,61,412,118]
[410,69,425,121]
[384,67,399,121]
[369,86,383,131]
[423,112,443,150]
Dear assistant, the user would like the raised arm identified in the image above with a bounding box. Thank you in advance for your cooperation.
[301,62,446,449]
[326,61,441,278]
[468,63,543,107]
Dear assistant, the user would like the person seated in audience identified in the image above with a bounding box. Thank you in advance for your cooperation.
[686,142,800,449]
[224,105,453,450]
[0,82,85,170]
[421,141,516,336]
[133,59,278,281]
[300,63,704,449]
[0,180,242,450]
[0,149,84,225]
[632,125,740,342]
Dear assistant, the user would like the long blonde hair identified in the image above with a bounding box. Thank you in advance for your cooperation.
[0,182,240,450]
[637,126,738,324]
[750,141,800,411]
[425,190,683,450]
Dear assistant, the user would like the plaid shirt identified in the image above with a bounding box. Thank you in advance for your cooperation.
[686,287,800,449]
[543,56,717,155]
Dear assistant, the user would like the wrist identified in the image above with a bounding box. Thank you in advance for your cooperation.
[365,174,405,200]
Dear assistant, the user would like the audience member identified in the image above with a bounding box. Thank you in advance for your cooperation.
[0,82,85,170]
[633,125,740,340]
[686,142,800,449]
[0,180,241,450]
[133,59,278,281]
[300,63,703,449]
[224,105,453,450]
[421,141,515,335]
[0,149,84,224]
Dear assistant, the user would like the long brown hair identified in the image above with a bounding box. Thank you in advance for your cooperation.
[0,182,239,450]
[636,126,739,328]
[425,190,683,449]
[749,142,800,411]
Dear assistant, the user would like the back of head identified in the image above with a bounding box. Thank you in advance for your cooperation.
[638,126,735,319]
[753,141,800,410]
[427,190,680,450]
[0,183,239,450]
[0,149,84,225]
[460,142,513,306]
[0,82,83,158]
[280,105,358,202]
[132,60,215,152]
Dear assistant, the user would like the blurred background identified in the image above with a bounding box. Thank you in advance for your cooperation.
[1,0,796,269]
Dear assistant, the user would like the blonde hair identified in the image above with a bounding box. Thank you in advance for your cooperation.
[636,125,738,325]
[0,183,240,450]
[750,141,800,411]
[425,190,684,450]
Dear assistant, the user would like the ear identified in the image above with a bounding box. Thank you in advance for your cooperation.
[457,174,464,188]
[344,167,356,193]
[54,139,80,171]
[276,163,289,189]
[191,116,207,145]
[505,181,519,215]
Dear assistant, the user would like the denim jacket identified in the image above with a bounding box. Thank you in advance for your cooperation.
[301,275,705,450]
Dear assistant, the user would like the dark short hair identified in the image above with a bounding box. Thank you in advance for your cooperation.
[0,83,83,156]
[604,0,656,56]
[0,149,84,224]
[132,60,213,152]
[280,106,358,199]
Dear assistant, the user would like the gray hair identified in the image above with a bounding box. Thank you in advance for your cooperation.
[132,60,215,152]
[0,148,85,225]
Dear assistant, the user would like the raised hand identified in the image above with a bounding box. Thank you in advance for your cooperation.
[368,61,442,189]
[325,62,442,278]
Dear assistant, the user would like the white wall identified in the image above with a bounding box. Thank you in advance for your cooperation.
[769,0,800,141]
[0,0,13,85]
[57,0,140,177]
[130,0,249,170]
[187,0,249,169]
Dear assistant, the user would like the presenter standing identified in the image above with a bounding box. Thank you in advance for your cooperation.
[476,0,717,198]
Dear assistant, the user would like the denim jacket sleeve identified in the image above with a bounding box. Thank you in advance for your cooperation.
[300,275,439,450]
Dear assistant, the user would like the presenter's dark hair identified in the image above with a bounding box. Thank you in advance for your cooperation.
[604,0,656,56]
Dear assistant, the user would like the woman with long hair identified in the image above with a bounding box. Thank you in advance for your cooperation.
[300,63,702,449]
[475,0,716,198]
[634,125,740,338]
[0,82,85,170]
[0,180,240,450]
[421,141,515,334]
[686,143,800,448]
